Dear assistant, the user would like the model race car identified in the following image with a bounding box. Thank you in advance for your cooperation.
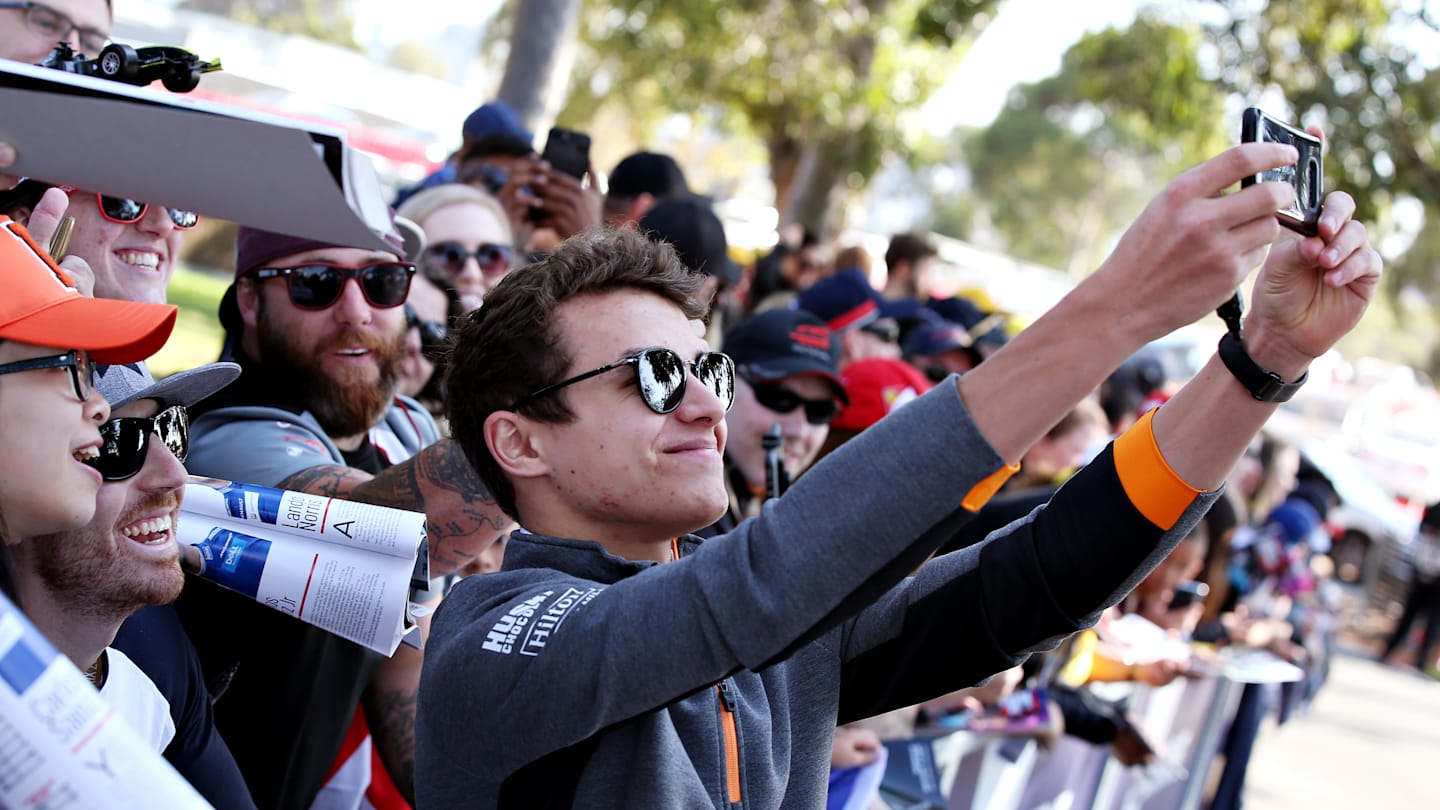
[41,42,222,93]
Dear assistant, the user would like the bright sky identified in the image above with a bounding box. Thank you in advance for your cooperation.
[922,0,1141,133]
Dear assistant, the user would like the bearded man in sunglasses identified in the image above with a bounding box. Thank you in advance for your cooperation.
[179,224,513,810]
[417,139,1383,808]
[7,360,243,768]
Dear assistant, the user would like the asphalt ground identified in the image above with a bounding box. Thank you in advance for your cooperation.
[1241,644,1439,809]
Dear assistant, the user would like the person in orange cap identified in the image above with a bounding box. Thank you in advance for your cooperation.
[0,214,176,599]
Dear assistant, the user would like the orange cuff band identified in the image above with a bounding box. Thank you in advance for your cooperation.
[1113,408,1202,530]
[961,462,1021,512]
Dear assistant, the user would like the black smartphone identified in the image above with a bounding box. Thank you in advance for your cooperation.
[540,126,591,180]
[1240,107,1324,236]
[1169,579,1210,610]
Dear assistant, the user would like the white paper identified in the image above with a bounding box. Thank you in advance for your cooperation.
[177,478,426,655]
[0,594,213,809]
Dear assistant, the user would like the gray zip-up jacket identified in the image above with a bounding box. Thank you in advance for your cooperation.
[416,379,1216,808]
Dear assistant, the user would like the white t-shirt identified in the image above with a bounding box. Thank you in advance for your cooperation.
[98,647,176,752]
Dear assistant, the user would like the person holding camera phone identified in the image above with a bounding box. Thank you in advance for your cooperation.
[414,128,1380,806]
[492,127,603,255]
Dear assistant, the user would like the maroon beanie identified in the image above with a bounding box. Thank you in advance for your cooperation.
[234,224,406,277]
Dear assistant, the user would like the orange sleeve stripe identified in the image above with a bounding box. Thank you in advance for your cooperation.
[961,462,1021,512]
[1113,408,1202,530]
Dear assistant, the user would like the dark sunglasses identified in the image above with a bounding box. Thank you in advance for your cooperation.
[404,303,448,351]
[64,189,199,230]
[512,347,735,415]
[248,261,416,310]
[860,320,900,344]
[87,404,188,481]
[747,380,841,426]
[0,349,92,402]
[425,241,513,276]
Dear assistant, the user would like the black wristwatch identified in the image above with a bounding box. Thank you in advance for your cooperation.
[1217,330,1307,402]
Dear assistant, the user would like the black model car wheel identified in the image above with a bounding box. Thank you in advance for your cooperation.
[162,69,201,93]
[98,43,139,81]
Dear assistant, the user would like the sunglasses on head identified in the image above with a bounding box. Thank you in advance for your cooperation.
[425,241,513,276]
[86,404,188,482]
[511,347,735,415]
[0,349,92,402]
[746,379,842,426]
[248,261,416,310]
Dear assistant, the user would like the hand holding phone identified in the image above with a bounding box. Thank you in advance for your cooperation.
[1240,107,1324,236]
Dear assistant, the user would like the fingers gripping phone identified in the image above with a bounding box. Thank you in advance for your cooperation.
[540,126,591,180]
[1240,107,1324,236]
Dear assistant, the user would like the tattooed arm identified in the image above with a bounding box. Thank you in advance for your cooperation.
[349,439,514,578]
[363,599,434,805]
[277,441,511,577]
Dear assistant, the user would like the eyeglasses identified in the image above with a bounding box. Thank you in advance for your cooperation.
[0,1,108,55]
[0,349,93,402]
[425,241,513,276]
[511,347,735,415]
[248,261,416,310]
[404,303,448,351]
[746,380,841,426]
[86,404,188,481]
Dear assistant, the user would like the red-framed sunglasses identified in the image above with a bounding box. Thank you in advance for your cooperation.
[57,185,198,229]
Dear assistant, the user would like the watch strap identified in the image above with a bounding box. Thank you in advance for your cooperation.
[1217,331,1307,402]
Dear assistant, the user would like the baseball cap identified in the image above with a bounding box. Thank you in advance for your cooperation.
[926,296,1008,350]
[638,195,741,287]
[722,309,847,402]
[831,358,932,433]
[607,152,689,200]
[0,216,176,364]
[901,318,977,359]
[462,101,532,144]
[93,361,240,412]
[794,268,881,332]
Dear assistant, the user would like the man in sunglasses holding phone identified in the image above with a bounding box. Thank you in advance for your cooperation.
[7,359,247,778]
[418,139,1382,806]
[695,309,847,537]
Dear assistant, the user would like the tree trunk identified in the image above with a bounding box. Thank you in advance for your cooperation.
[497,0,584,135]
[767,130,805,226]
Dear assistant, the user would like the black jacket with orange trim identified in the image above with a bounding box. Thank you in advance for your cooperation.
[415,380,1217,808]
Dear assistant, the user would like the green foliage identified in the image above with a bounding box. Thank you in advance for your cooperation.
[152,266,229,378]
[962,12,1228,272]
[179,0,360,49]
[572,0,1001,225]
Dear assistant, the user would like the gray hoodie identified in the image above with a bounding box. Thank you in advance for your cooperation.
[416,379,1216,808]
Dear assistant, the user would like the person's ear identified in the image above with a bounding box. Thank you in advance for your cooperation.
[626,193,654,226]
[484,411,549,480]
[236,276,261,331]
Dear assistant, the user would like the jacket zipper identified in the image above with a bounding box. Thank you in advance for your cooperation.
[716,679,742,804]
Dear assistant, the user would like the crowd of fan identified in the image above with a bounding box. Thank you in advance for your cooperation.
[0,5,1420,810]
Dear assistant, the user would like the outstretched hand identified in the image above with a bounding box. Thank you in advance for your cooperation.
[1089,142,1301,344]
[1245,188,1382,376]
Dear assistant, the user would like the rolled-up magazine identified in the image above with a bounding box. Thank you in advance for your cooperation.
[177,477,427,656]
[0,593,213,809]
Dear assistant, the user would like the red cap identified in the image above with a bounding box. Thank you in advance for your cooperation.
[0,216,177,364]
[831,358,933,433]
